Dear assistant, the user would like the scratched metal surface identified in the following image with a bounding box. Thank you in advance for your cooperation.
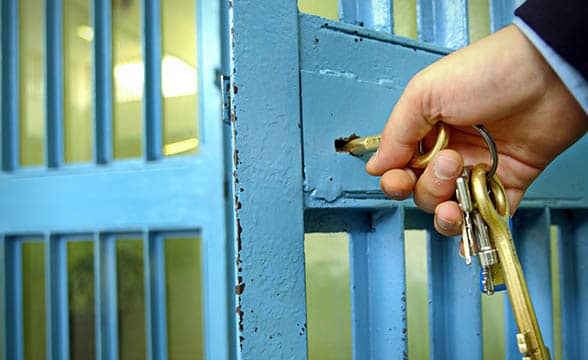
[229,1,308,359]
[300,14,588,209]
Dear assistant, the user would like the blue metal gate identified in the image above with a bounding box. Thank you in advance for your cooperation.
[229,0,588,359]
[1,0,231,359]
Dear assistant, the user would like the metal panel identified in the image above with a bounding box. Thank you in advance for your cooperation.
[0,159,215,233]
[229,0,307,357]
[428,232,482,359]
[417,0,469,49]
[349,208,407,358]
[505,209,554,358]
[556,210,588,359]
[339,0,394,33]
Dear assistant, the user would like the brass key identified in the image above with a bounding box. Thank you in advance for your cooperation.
[471,164,550,360]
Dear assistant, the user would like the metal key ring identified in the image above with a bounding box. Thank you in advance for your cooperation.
[471,125,498,180]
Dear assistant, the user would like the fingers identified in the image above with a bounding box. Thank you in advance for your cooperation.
[380,168,417,200]
[414,149,464,213]
[366,75,438,176]
[434,201,463,236]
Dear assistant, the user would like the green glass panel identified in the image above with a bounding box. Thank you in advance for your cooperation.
[165,237,204,360]
[161,0,199,157]
[405,230,429,360]
[113,0,143,159]
[68,241,96,360]
[298,0,339,21]
[393,0,418,39]
[305,233,351,360]
[22,242,46,360]
[64,0,93,163]
[468,0,490,42]
[117,239,146,360]
[19,0,45,166]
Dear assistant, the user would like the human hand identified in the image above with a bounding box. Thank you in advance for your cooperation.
[366,25,587,236]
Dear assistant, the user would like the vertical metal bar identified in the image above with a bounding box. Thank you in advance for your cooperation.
[142,0,162,161]
[200,0,233,356]
[230,0,307,358]
[338,0,394,33]
[417,0,469,49]
[94,234,118,360]
[46,0,64,168]
[93,0,113,164]
[488,0,514,32]
[144,232,167,360]
[370,208,407,356]
[1,0,19,171]
[349,230,371,359]
[45,235,69,360]
[0,235,4,360]
[4,238,23,360]
[505,209,554,358]
[557,210,588,359]
[428,233,482,359]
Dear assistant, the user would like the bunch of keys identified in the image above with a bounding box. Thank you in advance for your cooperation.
[338,123,551,360]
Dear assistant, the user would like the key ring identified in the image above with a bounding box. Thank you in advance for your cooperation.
[472,125,498,181]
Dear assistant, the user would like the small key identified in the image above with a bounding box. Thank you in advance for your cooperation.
[471,164,550,360]
[455,168,476,265]
[472,211,499,294]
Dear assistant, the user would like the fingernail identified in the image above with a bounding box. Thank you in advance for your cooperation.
[436,216,455,232]
[367,150,379,168]
[434,155,460,180]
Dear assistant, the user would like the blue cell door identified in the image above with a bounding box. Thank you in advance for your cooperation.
[229,0,588,359]
[1,0,232,359]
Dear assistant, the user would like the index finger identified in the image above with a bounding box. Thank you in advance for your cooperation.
[366,78,439,175]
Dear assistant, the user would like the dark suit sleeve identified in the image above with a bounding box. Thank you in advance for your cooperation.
[515,0,588,80]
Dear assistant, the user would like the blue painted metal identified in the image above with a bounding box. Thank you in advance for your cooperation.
[46,235,69,360]
[417,0,469,49]
[94,234,118,360]
[489,0,515,32]
[2,237,23,360]
[143,0,162,161]
[93,0,113,164]
[349,209,407,358]
[505,209,554,358]
[0,1,231,359]
[201,3,233,358]
[339,0,394,33]
[144,232,168,360]
[555,210,588,359]
[428,232,482,359]
[300,15,588,210]
[229,0,307,357]
[1,0,19,171]
[46,0,64,168]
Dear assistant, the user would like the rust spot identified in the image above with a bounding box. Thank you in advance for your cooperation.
[230,113,237,123]
[233,84,238,94]
[235,282,245,295]
[229,0,233,8]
